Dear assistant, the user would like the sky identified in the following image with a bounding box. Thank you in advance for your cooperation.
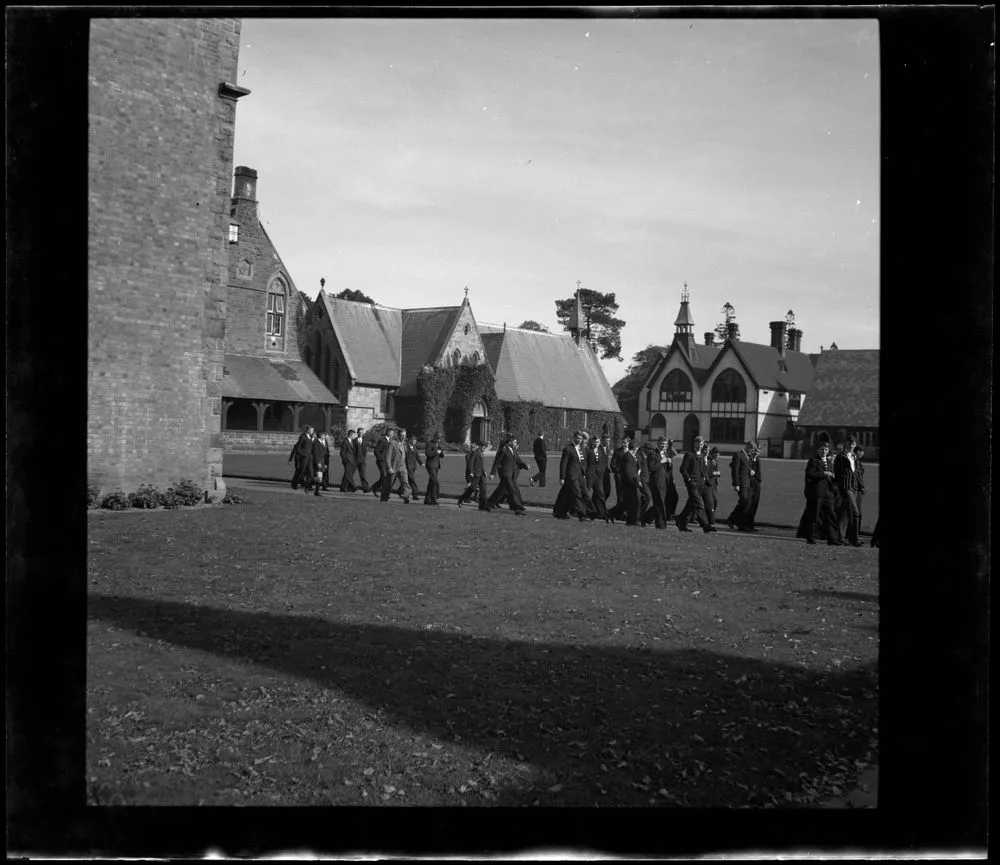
[232,14,880,385]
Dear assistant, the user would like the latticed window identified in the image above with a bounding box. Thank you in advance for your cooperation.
[658,369,693,411]
[229,224,239,243]
[788,392,801,409]
[266,291,285,337]
[710,369,747,443]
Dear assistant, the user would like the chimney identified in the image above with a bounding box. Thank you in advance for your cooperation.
[726,321,739,341]
[704,332,714,346]
[233,166,258,202]
[769,320,788,356]
[787,327,802,353]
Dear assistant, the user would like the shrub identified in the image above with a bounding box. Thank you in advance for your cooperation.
[127,484,163,509]
[221,490,244,505]
[326,423,348,447]
[161,490,184,510]
[363,421,395,449]
[87,485,102,509]
[99,490,130,511]
[168,478,204,506]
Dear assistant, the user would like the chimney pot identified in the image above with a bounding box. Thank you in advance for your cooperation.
[769,320,788,356]
[704,332,714,346]
[233,166,258,202]
[726,322,739,341]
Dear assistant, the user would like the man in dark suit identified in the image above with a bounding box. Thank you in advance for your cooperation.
[619,440,644,526]
[727,441,762,531]
[319,431,333,490]
[599,434,614,501]
[643,437,669,529]
[553,430,588,521]
[530,432,547,487]
[354,428,371,492]
[339,429,358,492]
[854,445,867,538]
[677,436,715,532]
[609,435,629,515]
[702,445,722,527]
[834,435,862,546]
[797,441,842,544]
[486,436,527,515]
[288,428,310,490]
[585,434,610,522]
[371,428,393,500]
[293,426,317,492]
[457,441,488,510]
[423,437,444,505]
[399,430,423,499]
[308,430,327,497]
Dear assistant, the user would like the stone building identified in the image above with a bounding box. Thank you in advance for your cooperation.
[637,289,816,455]
[220,167,341,453]
[87,18,246,494]
[794,347,880,458]
[300,292,622,445]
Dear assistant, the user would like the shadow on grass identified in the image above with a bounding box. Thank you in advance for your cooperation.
[88,593,878,807]
[797,590,879,604]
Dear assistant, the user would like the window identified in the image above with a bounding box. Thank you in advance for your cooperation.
[582,411,588,430]
[658,369,693,411]
[472,351,480,364]
[788,392,801,409]
[379,388,393,415]
[710,369,747,443]
[464,324,471,335]
[452,349,462,366]
[562,410,568,428]
[229,224,239,243]
[266,292,284,337]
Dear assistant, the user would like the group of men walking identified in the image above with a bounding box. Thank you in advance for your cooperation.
[288,425,871,545]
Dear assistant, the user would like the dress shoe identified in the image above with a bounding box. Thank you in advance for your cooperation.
[827,539,844,546]
[514,509,526,516]
[314,491,321,497]
[745,526,760,533]
[404,498,411,504]
[806,538,817,544]
[703,526,718,533]
[726,517,737,531]
[849,541,863,547]
[676,519,690,532]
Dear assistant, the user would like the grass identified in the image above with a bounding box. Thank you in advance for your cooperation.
[222,452,880,532]
[87,487,878,807]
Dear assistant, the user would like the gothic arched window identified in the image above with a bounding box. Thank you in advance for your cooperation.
[658,369,693,411]
[710,369,747,442]
[266,276,287,349]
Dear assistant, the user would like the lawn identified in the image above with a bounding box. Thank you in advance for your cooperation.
[87,487,878,807]
[223,451,880,533]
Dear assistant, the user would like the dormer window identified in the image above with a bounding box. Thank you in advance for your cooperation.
[229,224,239,243]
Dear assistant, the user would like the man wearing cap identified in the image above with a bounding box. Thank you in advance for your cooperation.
[553,430,589,520]
[423,436,444,505]
[677,436,715,532]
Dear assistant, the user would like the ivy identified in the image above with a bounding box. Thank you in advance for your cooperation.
[416,365,499,445]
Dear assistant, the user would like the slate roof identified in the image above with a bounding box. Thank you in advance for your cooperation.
[319,294,402,387]
[222,354,340,404]
[795,349,880,428]
[479,324,621,412]
[397,306,463,397]
[724,341,815,392]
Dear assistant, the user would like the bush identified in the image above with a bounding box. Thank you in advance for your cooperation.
[221,490,244,505]
[363,421,395,449]
[326,423,348,447]
[87,485,102,509]
[168,478,204,506]
[99,490,130,511]
[127,484,163,509]
[161,490,184,510]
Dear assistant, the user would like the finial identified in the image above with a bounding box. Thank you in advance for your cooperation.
[320,277,326,290]
[681,282,689,303]
[464,285,469,299]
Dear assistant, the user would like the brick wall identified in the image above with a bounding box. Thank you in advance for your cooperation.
[88,18,241,494]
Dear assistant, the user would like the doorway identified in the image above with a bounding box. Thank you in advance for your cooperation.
[683,413,700,451]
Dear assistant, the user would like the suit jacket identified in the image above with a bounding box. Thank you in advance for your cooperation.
[374,436,391,466]
[610,446,627,475]
[340,438,356,464]
[731,450,759,486]
[680,450,705,485]
[404,442,423,472]
[354,437,368,462]
[703,456,720,489]
[559,443,585,482]
[532,436,547,461]
[594,445,610,478]
[643,445,662,477]
[491,446,520,480]
[855,459,865,494]
[387,440,407,474]
[805,455,836,498]
[834,451,859,495]
[295,434,316,461]
[425,445,443,475]
[291,432,309,462]
[621,451,641,485]
[465,448,485,479]
[310,436,327,468]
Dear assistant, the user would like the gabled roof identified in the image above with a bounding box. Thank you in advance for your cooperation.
[397,304,464,397]
[722,341,815,392]
[640,340,723,393]
[479,324,621,413]
[222,354,340,404]
[319,293,402,387]
[795,349,880,428]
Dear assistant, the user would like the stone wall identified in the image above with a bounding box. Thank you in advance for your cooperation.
[88,18,241,494]
[222,430,300,454]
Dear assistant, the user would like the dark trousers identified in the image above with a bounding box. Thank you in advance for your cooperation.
[679,481,709,528]
[424,472,440,504]
[702,484,718,525]
[373,459,390,499]
[458,474,487,509]
[646,472,668,528]
[621,481,642,525]
[293,456,315,490]
[355,459,371,492]
[553,477,588,518]
[488,475,524,511]
[665,480,679,518]
[340,460,357,492]
[800,491,839,541]
[728,481,760,528]
[589,478,609,519]
[837,489,860,544]
[532,456,547,487]
[407,469,420,499]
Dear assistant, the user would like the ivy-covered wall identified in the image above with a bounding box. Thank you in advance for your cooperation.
[416,365,500,444]
[497,403,625,449]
